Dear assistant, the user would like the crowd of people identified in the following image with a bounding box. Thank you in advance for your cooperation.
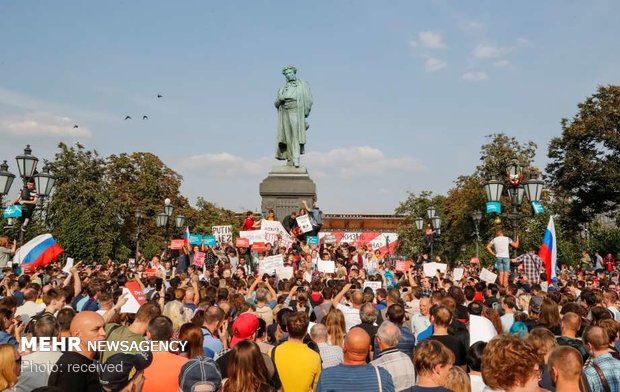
[0,216,617,392]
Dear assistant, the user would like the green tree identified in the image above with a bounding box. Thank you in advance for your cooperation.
[547,85,620,229]
[394,191,445,259]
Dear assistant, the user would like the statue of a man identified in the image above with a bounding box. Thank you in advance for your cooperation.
[275,65,313,167]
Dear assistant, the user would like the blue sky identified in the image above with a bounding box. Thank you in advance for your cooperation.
[1,1,618,213]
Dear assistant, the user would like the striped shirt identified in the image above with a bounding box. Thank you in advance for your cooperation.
[317,342,343,368]
[316,364,395,392]
[371,348,416,391]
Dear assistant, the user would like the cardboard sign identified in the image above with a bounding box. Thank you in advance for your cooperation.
[239,230,266,245]
[192,251,205,267]
[306,236,319,247]
[189,234,203,245]
[480,268,498,284]
[318,259,336,273]
[170,239,185,250]
[423,262,448,277]
[296,215,314,233]
[363,281,382,292]
[202,235,217,247]
[277,265,294,280]
[395,260,413,272]
[236,238,250,248]
[453,268,464,281]
[212,225,233,244]
[252,242,267,253]
[62,257,74,274]
[259,254,284,275]
[121,282,147,314]
[144,268,157,278]
[3,205,22,218]
[323,235,337,244]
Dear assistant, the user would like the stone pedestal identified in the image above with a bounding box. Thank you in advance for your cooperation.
[259,165,317,220]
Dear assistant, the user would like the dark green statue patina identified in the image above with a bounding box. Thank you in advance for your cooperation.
[275,65,313,167]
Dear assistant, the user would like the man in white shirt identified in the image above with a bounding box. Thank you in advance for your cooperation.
[411,297,431,339]
[332,283,362,332]
[500,295,517,333]
[486,229,519,288]
[16,288,44,319]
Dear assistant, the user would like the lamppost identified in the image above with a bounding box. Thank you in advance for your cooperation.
[415,207,442,261]
[0,146,56,243]
[135,210,145,259]
[156,198,186,243]
[484,159,544,260]
[471,211,482,260]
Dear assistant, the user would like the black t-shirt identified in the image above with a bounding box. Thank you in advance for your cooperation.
[427,334,467,366]
[353,322,379,362]
[48,351,102,392]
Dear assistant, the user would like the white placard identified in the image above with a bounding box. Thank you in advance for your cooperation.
[423,262,448,277]
[435,263,448,273]
[258,254,284,275]
[261,220,294,248]
[120,288,141,314]
[453,268,464,281]
[363,281,382,292]
[296,215,313,233]
[480,268,498,284]
[239,230,266,245]
[62,258,74,275]
[212,225,233,244]
[317,259,336,273]
[277,266,294,280]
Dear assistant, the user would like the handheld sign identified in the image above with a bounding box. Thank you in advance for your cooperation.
[252,242,267,253]
[318,259,336,273]
[480,268,498,284]
[170,239,185,250]
[395,260,412,272]
[363,281,382,292]
[296,215,313,233]
[453,268,464,281]
[189,234,203,246]
[202,236,217,247]
[3,205,22,218]
[212,225,233,244]
[192,251,205,267]
[121,282,147,314]
[259,254,284,275]
[236,238,250,248]
[306,236,319,247]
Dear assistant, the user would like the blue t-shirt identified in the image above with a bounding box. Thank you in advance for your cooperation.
[316,364,394,392]
[416,325,434,344]
[201,327,223,359]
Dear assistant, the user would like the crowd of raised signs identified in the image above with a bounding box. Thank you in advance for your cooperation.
[0,213,618,392]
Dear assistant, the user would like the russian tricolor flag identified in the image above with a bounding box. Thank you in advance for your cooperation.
[538,216,557,284]
[184,226,190,247]
[14,234,64,273]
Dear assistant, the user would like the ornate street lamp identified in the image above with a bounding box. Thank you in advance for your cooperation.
[175,215,186,229]
[471,211,482,259]
[507,185,525,207]
[0,161,15,196]
[33,162,56,198]
[506,159,524,186]
[471,211,483,223]
[484,179,504,203]
[164,198,173,217]
[426,206,436,219]
[415,217,424,231]
[156,212,168,228]
[431,215,442,231]
[15,145,38,181]
[524,176,544,203]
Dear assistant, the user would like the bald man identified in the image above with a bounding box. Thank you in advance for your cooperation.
[333,283,364,332]
[48,311,107,391]
[548,346,583,392]
[316,328,395,392]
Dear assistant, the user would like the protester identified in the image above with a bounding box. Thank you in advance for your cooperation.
[467,341,488,392]
[486,228,519,287]
[316,327,394,392]
[582,325,620,392]
[142,316,188,392]
[223,340,275,392]
[0,344,20,391]
[99,352,152,392]
[547,346,584,392]
[310,323,343,368]
[15,316,62,391]
[371,321,415,391]
[481,335,542,392]
[409,339,454,392]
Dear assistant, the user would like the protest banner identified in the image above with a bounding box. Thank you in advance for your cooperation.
[189,234,203,246]
[239,230,266,245]
[363,281,382,292]
[261,220,294,248]
[235,238,250,248]
[317,259,336,273]
[423,262,448,277]
[3,205,22,219]
[170,239,185,250]
[306,236,319,247]
[296,215,313,233]
[453,268,464,281]
[121,282,146,314]
[323,234,337,244]
[277,266,294,280]
[202,236,217,247]
[395,260,413,272]
[480,268,498,284]
[259,254,284,275]
[144,268,157,278]
[192,251,205,267]
[212,225,233,244]
[252,242,267,253]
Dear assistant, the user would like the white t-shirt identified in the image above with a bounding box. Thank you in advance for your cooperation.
[492,236,511,258]
[469,315,498,346]
[336,303,362,332]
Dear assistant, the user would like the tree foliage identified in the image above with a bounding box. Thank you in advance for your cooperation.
[547,85,620,228]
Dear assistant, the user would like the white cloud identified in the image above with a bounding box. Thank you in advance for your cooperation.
[412,31,447,50]
[462,71,488,82]
[424,57,447,72]
[493,59,511,68]
[182,146,424,178]
[472,44,505,59]
[0,113,91,138]
[466,21,484,31]
[515,37,531,47]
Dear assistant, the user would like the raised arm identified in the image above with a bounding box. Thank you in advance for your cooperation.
[510,235,519,249]
[264,278,277,300]
[332,283,352,306]
[246,276,260,299]
[103,293,128,323]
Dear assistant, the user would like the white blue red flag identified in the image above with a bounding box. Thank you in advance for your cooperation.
[538,216,557,284]
[184,226,190,247]
[14,234,63,273]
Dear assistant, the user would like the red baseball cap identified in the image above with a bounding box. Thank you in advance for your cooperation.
[230,313,260,348]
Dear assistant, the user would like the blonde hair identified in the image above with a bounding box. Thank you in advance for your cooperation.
[324,309,346,347]
[162,300,186,333]
[0,236,9,248]
[445,366,471,392]
[0,344,18,390]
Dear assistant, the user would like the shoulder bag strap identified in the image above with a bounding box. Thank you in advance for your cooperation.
[374,365,382,392]
[591,362,611,392]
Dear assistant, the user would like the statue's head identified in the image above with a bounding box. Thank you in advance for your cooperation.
[282,65,297,82]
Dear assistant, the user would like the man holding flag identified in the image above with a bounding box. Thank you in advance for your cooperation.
[539,216,558,285]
